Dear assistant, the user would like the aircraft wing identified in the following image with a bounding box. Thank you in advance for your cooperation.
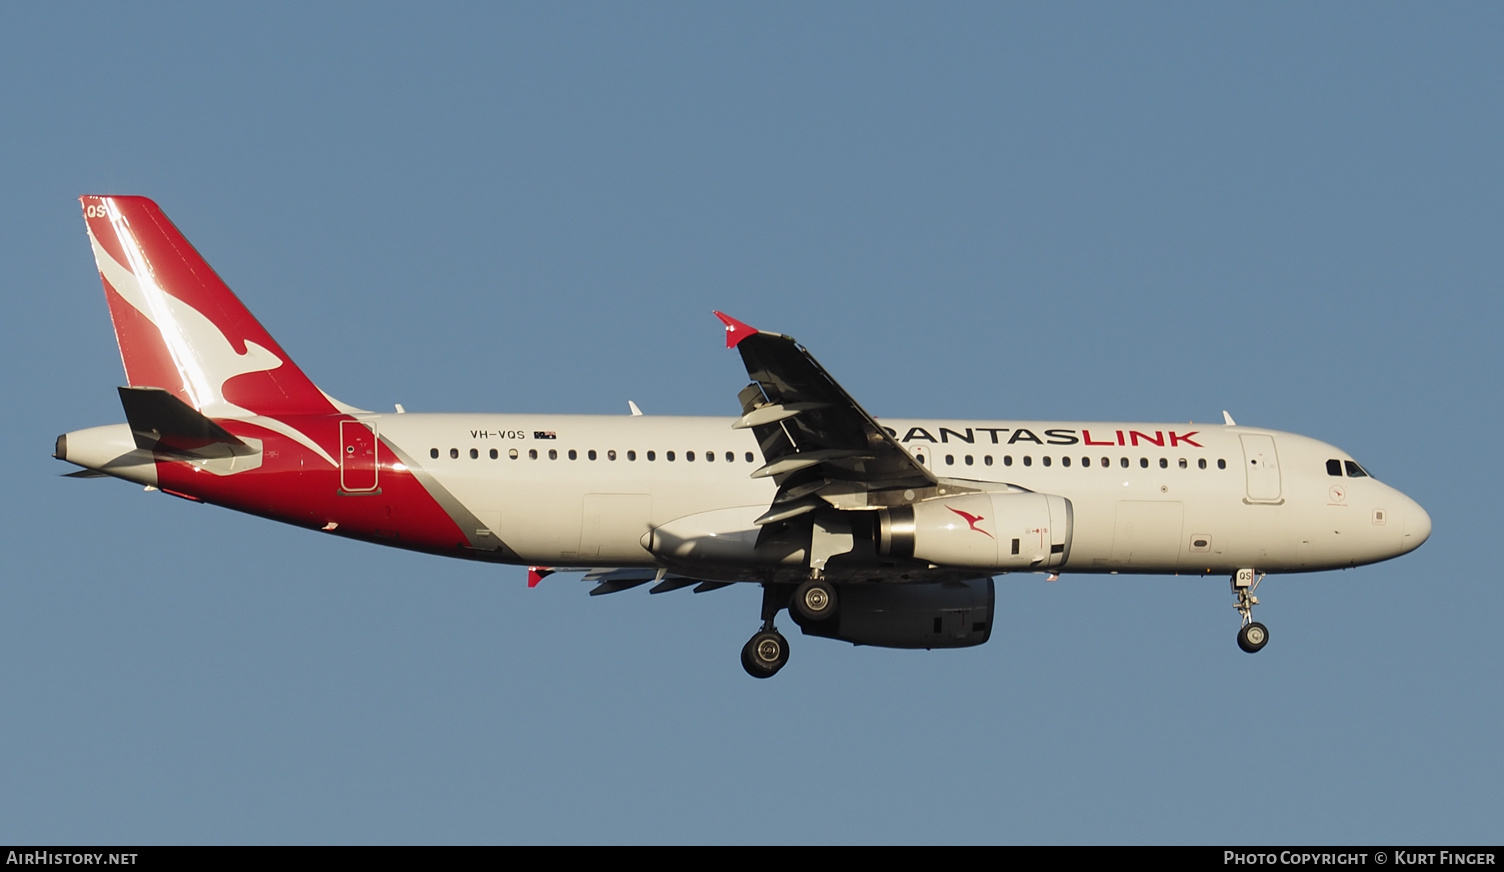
[716,312,936,522]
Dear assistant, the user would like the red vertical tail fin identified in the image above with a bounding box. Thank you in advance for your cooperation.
[80,196,338,418]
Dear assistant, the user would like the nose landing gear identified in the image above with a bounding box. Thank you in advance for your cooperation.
[1232,568,1269,653]
[1238,621,1269,653]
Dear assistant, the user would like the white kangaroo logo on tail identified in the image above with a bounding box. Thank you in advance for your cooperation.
[90,206,338,467]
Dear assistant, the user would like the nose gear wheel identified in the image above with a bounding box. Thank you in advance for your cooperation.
[1238,621,1269,653]
[1231,568,1269,654]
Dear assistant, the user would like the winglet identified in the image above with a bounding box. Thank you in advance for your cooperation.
[527,566,554,588]
[714,311,758,348]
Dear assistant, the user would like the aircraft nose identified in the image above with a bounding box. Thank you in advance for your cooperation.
[1398,494,1431,554]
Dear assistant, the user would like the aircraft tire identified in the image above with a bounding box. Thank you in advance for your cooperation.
[1237,622,1269,654]
[792,578,838,623]
[741,630,789,678]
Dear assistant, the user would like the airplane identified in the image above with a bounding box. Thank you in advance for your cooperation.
[55,195,1432,678]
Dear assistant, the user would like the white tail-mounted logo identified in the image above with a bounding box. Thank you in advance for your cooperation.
[90,202,338,467]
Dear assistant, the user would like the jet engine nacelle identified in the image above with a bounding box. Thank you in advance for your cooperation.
[796,578,994,649]
[878,492,1072,570]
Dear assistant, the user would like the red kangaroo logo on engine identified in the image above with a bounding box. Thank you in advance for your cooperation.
[948,507,994,539]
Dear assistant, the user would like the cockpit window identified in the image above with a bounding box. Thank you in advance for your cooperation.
[1326,459,1342,477]
[1345,460,1369,478]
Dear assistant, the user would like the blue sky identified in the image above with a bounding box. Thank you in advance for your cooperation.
[2,3,1499,844]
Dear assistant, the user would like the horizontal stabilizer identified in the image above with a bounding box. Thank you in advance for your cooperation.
[61,469,109,479]
[117,386,253,458]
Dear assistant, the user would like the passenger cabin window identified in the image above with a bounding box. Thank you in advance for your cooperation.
[430,448,439,459]
[647,450,656,461]
[1218,459,1227,469]
[450,448,459,459]
[470,448,478,459]
[568,449,578,460]
[627,450,636,461]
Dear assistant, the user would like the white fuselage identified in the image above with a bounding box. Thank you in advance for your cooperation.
[370,413,1429,576]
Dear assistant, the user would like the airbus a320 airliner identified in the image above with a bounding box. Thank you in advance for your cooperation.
[56,196,1431,677]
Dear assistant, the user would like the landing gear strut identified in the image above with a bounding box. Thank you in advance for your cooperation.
[741,583,790,678]
[1232,568,1269,654]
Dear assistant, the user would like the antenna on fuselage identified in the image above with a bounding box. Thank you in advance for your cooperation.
[628,401,644,416]
[1222,410,1236,426]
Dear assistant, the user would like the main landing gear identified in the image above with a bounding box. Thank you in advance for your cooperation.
[741,583,791,678]
[1232,568,1269,654]
[740,576,842,678]
[741,630,788,678]
[791,577,838,624]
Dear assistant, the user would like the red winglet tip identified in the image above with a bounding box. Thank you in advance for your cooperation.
[714,311,758,348]
[527,566,554,588]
